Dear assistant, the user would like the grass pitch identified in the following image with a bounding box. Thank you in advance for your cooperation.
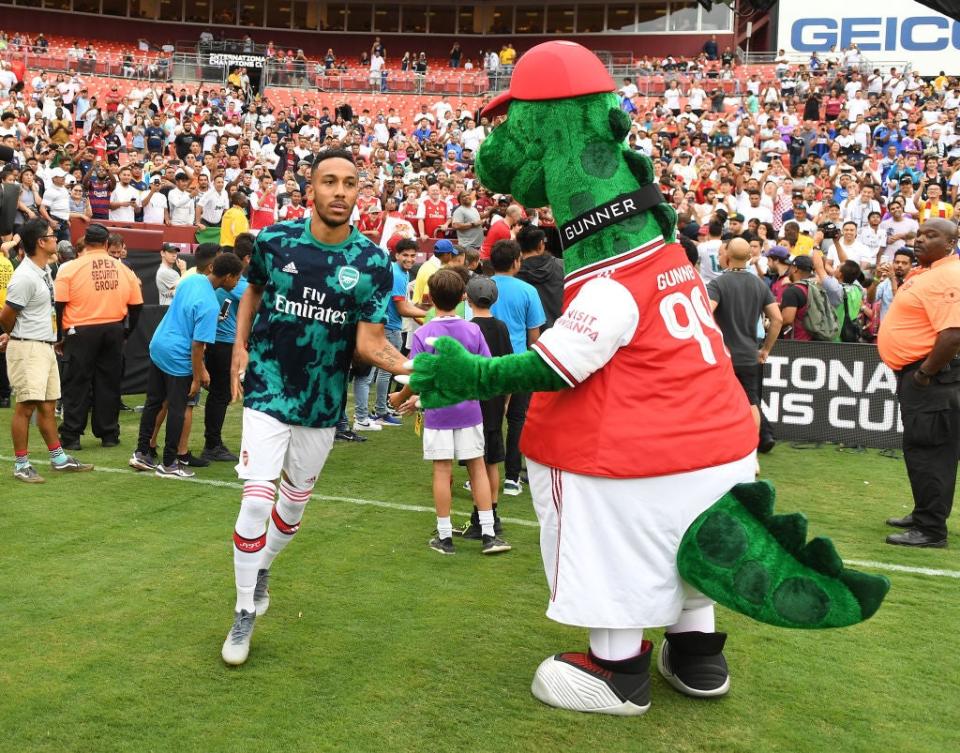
[1,401,958,753]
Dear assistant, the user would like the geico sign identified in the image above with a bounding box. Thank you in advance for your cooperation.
[791,17,960,52]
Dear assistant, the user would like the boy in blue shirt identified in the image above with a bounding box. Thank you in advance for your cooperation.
[370,236,426,425]
[489,239,545,496]
[131,252,243,477]
[203,234,253,462]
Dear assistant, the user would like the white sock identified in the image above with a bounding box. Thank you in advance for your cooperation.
[589,628,646,661]
[478,509,495,537]
[666,594,716,634]
[233,481,276,613]
[437,516,453,540]
[260,479,312,571]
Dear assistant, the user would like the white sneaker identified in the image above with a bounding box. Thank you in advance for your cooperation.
[221,609,256,666]
[503,479,522,496]
[352,419,382,432]
[155,462,195,478]
[531,651,651,716]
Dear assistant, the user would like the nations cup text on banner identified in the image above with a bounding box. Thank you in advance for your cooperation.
[762,341,902,450]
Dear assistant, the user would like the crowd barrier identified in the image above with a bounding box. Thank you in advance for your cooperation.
[762,341,902,450]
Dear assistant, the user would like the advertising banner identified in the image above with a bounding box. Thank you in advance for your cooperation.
[208,53,266,69]
[762,341,902,450]
[776,0,960,76]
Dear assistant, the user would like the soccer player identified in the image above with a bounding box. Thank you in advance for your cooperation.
[222,148,409,666]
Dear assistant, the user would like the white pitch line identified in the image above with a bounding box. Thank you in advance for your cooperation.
[2,457,540,528]
[10,458,959,573]
[846,559,960,579]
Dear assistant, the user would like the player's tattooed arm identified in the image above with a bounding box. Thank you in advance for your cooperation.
[356,321,411,375]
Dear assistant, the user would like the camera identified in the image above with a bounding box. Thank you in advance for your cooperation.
[818,221,839,240]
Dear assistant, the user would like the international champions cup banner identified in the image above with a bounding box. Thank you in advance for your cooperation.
[208,53,266,69]
[762,341,903,450]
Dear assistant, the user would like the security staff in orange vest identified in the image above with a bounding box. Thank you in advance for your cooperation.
[878,218,960,548]
[54,223,143,449]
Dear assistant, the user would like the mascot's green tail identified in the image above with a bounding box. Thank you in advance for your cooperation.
[679,481,890,628]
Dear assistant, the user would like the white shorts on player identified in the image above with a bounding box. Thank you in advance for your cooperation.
[422,423,484,461]
[236,408,336,486]
[527,451,756,629]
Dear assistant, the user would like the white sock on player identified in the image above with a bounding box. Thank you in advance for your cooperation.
[436,516,453,540]
[666,593,716,634]
[260,479,312,571]
[589,628,646,662]
[233,481,276,613]
[478,509,495,537]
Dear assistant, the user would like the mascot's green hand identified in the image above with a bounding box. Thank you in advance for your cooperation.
[409,336,569,409]
[409,337,484,409]
[677,481,890,629]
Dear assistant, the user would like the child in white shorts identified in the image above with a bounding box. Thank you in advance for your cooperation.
[391,267,511,556]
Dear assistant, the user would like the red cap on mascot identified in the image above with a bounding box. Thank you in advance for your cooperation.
[481,41,616,120]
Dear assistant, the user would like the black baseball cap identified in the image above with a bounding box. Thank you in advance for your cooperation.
[84,223,110,244]
[466,276,498,308]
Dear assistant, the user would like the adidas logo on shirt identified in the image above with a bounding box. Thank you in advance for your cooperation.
[282,261,299,274]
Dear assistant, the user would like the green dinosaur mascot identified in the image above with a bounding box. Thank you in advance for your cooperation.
[404,41,889,716]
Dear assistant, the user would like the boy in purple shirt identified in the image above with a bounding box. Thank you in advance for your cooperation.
[391,268,511,556]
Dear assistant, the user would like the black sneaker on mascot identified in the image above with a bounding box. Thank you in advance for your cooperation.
[657,630,730,697]
[531,641,652,716]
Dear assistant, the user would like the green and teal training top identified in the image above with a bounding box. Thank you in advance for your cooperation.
[244,219,392,428]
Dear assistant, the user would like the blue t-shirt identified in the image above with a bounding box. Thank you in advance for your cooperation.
[385,261,408,332]
[150,274,220,376]
[490,274,546,354]
[215,274,249,343]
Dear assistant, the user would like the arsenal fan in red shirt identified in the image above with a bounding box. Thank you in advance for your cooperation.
[417,182,450,239]
[356,181,382,215]
[399,184,421,223]
[480,203,521,261]
[249,173,278,232]
[278,188,307,221]
[474,187,495,216]
[356,204,383,241]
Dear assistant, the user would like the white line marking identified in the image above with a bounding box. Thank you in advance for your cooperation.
[846,559,960,579]
[4,457,540,528]
[12,458,958,575]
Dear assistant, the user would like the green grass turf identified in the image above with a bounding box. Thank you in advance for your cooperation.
[1,400,958,753]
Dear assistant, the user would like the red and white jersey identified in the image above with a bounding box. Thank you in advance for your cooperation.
[523,237,756,479]
[357,195,382,215]
[280,203,306,221]
[418,198,449,238]
[400,201,420,222]
[250,191,277,230]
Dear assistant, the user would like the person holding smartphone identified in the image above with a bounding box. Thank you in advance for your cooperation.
[108,166,140,222]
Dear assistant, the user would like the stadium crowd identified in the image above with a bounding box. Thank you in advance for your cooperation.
[0,31,958,484]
